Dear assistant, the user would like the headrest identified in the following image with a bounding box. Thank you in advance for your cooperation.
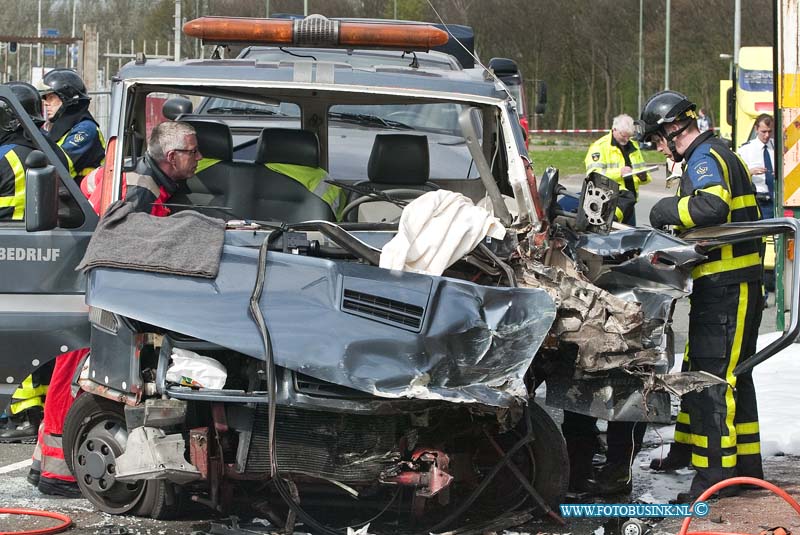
[255,128,319,167]
[183,120,232,161]
[368,134,429,186]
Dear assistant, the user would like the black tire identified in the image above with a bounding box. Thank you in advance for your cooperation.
[526,400,570,510]
[63,393,179,519]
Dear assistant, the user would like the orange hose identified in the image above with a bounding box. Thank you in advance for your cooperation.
[0,508,72,535]
[677,477,800,535]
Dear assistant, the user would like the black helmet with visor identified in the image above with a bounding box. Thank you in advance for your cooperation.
[635,90,698,161]
[0,81,46,133]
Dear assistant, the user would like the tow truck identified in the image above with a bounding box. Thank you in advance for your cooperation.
[1,14,799,533]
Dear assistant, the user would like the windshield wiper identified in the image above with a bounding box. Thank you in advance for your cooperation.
[204,106,284,116]
[328,112,413,130]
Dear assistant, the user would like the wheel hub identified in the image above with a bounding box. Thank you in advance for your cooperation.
[76,436,118,493]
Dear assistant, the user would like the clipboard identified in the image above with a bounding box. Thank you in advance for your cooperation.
[621,165,659,178]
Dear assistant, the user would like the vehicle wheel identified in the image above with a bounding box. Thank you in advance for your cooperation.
[524,400,570,510]
[63,393,179,519]
[471,401,568,516]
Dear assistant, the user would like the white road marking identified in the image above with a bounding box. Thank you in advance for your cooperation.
[0,458,31,475]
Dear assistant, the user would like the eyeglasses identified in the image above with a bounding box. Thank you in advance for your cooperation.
[173,147,200,156]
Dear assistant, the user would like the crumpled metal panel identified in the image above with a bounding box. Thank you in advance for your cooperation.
[518,227,709,422]
[86,244,556,408]
[519,257,656,373]
[575,228,705,294]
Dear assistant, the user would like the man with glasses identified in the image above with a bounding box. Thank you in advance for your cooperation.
[584,113,653,224]
[637,90,763,502]
[123,121,202,215]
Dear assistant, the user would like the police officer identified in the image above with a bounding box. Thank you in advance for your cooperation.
[585,113,653,224]
[39,68,105,181]
[638,90,763,501]
[0,82,51,443]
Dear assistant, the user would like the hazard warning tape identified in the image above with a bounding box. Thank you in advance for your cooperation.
[528,129,607,134]
[782,109,800,207]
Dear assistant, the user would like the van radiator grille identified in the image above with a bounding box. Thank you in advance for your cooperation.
[342,289,423,330]
[245,406,400,482]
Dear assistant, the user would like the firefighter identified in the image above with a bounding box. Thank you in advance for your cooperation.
[39,68,105,181]
[637,90,763,502]
[584,113,653,224]
[27,120,200,497]
[0,82,52,444]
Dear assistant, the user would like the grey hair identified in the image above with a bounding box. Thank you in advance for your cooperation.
[147,121,196,162]
[612,114,635,135]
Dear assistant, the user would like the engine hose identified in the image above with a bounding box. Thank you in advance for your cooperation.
[677,477,800,535]
[248,234,342,535]
[0,508,72,535]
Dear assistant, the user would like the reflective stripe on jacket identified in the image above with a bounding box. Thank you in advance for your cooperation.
[56,119,106,180]
[0,144,30,221]
[650,132,761,288]
[266,163,347,220]
[584,132,652,198]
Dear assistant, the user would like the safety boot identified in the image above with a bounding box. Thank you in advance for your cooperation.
[0,407,42,444]
[585,461,633,496]
[38,477,82,499]
[649,443,691,472]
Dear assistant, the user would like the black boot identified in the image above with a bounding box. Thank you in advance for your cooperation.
[649,443,691,471]
[562,412,598,493]
[586,461,633,496]
[38,476,82,499]
[0,407,42,444]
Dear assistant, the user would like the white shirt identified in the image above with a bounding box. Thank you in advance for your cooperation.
[737,138,775,194]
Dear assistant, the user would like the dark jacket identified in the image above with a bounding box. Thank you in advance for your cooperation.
[650,131,762,289]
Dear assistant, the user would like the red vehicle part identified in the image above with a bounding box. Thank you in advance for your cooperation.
[381,448,453,498]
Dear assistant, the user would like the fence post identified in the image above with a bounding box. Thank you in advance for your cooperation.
[82,24,99,114]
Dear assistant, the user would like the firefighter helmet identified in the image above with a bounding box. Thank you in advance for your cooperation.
[39,68,89,105]
[635,90,697,143]
[0,81,45,132]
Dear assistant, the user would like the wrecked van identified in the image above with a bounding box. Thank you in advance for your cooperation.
[3,15,800,533]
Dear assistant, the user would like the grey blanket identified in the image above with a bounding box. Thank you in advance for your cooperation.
[77,201,226,279]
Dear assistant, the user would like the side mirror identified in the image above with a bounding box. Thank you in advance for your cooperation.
[25,150,59,232]
[488,57,519,76]
[726,86,735,132]
[162,97,193,120]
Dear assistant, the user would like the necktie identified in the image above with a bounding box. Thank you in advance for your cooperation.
[764,144,775,197]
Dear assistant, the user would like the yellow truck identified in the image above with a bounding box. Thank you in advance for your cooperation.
[719,46,774,148]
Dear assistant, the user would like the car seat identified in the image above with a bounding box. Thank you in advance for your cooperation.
[250,128,337,223]
[345,133,437,222]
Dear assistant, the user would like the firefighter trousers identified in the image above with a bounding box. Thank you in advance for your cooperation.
[673,281,763,495]
[35,349,89,484]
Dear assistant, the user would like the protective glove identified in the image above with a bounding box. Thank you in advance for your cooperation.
[649,198,673,230]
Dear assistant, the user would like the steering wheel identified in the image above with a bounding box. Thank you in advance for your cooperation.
[340,188,429,221]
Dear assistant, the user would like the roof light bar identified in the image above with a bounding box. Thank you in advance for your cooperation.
[183,15,449,51]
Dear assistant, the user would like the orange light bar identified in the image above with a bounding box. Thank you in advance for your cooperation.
[183,16,449,51]
[338,22,448,49]
[183,17,294,45]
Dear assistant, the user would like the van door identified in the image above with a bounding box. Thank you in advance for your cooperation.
[0,86,99,410]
